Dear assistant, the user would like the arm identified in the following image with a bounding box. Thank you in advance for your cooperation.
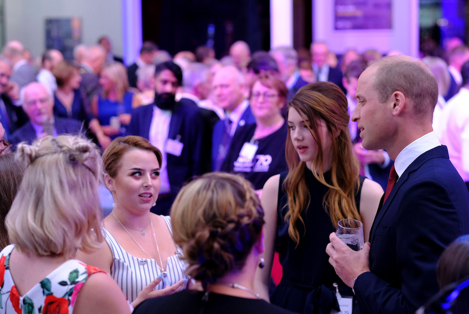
[359,179,383,242]
[75,241,113,274]
[254,174,279,301]
[73,272,130,314]
[88,118,111,149]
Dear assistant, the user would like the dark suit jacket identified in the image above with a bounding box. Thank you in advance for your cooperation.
[354,145,469,313]
[211,104,256,171]
[10,62,36,91]
[79,67,101,105]
[180,97,220,174]
[287,75,309,101]
[327,66,346,94]
[127,63,139,88]
[113,55,124,64]
[1,93,28,136]
[444,70,459,101]
[9,117,83,148]
[129,102,204,197]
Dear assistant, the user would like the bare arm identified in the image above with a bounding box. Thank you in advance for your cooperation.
[359,178,383,242]
[73,272,130,314]
[254,174,279,301]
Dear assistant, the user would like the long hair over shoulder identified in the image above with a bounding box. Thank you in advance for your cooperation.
[284,82,361,244]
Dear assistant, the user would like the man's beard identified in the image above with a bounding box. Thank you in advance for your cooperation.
[154,92,176,111]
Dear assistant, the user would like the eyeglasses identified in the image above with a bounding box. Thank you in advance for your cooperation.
[24,97,50,107]
[251,92,279,101]
[0,139,11,155]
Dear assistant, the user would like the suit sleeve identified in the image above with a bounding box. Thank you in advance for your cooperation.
[129,108,140,136]
[355,179,462,313]
[187,109,204,177]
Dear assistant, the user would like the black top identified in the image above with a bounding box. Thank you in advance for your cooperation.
[53,88,94,123]
[221,121,288,190]
[134,290,295,314]
[271,168,365,313]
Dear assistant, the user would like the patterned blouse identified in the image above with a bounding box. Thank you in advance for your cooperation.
[0,244,104,314]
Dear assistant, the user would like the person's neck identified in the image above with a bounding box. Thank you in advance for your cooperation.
[254,115,284,139]
[107,89,118,101]
[387,124,434,160]
[306,154,332,174]
[225,99,244,115]
[111,206,152,230]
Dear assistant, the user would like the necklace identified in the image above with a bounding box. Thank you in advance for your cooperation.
[212,283,260,298]
[112,212,167,283]
[111,212,149,236]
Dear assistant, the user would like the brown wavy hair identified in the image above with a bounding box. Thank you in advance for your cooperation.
[284,82,360,244]
[170,173,264,289]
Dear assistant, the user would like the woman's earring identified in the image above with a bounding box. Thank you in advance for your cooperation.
[258,257,265,269]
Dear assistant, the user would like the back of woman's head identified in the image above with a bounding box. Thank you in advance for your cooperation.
[437,235,469,289]
[6,135,103,258]
[170,173,264,288]
[0,154,26,250]
[285,82,360,244]
[102,136,162,179]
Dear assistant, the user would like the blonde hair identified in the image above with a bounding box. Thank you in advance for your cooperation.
[6,135,104,258]
[170,173,264,289]
[101,62,129,102]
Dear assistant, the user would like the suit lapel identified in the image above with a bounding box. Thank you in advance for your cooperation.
[168,104,182,140]
[141,105,153,139]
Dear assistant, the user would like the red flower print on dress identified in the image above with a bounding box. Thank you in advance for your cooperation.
[10,285,21,314]
[0,256,5,287]
[43,295,69,314]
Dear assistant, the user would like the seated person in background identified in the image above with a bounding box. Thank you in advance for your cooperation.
[0,153,26,250]
[310,41,345,93]
[134,172,295,314]
[9,82,82,147]
[0,135,130,313]
[129,61,204,215]
[37,49,63,93]
[244,51,279,90]
[77,136,187,307]
[222,73,288,196]
[53,60,108,147]
[127,41,158,89]
[79,45,107,104]
[344,59,392,190]
[92,62,135,145]
[133,64,156,107]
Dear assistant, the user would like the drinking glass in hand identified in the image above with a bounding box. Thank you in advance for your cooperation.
[336,219,364,251]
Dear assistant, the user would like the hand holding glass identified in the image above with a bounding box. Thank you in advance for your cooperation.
[336,219,364,251]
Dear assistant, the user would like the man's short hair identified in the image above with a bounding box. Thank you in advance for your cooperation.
[247,51,279,74]
[140,41,158,55]
[461,60,469,87]
[195,46,213,63]
[183,62,209,90]
[42,50,54,65]
[371,56,438,117]
[154,61,183,87]
[345,59,367,80]
[270,46,298,66]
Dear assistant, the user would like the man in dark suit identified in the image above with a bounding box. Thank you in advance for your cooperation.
[445,45,469,101]
[311,41,346,94]
[3,41,37,92]
[98,36,124,64]
[211,65,255,171]
[129,61,204,215]
[327,56,469,313]
[79,45,106,104]
[9,82,82,147]
[0,58,28,139]
[127,42,158,89]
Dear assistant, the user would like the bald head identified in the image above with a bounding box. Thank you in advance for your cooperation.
[21,83,54,126]
[230,41,251,69]
[42,49,63,71]
[83,45,107,74]
[212,65,245,112]
[369,55,438,118]
[3,41,25,64]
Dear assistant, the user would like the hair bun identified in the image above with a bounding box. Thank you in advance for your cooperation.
[16,142,38,165]
[70,141,93,163]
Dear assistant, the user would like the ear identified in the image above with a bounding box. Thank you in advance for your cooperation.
[391,91,406,116]
[103,173,115,193]
[256,228,265,255]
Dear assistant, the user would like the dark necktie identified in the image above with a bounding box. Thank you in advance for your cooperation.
[215,118,232,171]
[383,165,398,203]
[42,121,55,136]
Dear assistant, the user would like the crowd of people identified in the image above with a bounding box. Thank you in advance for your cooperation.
[0,35,469,313]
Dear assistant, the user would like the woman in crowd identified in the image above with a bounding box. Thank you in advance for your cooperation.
[0,153,25,250]
[132,65,156,107]
[134,172,294,314]
[257,82,383,313]
[53,60,111,148]
[0,135,129,313]
[91,62,134,142]
[222,73,288,196]
[77,136,186,305]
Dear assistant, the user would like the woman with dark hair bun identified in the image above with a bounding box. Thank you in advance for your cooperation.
[134,172,294,314]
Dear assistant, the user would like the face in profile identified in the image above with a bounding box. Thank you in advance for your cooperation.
[99,72,114,92]
[250,81,283,121]
[68,69,82,89]
[288,107,332,168]
[106,149,161,214]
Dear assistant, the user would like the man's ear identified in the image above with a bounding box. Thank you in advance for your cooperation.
[103,173,115,193]
[391,91,406,116]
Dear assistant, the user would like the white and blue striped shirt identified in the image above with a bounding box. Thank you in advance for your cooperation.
[104,216,187,302]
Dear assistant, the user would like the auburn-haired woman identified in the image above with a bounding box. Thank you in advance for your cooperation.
[257,82,383,313]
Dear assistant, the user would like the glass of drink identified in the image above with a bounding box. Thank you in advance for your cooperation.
[336,219,364,251]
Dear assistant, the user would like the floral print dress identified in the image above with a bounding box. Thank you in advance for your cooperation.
[0,245,104,314]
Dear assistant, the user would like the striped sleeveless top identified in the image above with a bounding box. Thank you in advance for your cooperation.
[104,215,187,302]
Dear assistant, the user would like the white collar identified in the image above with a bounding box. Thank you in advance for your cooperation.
[226,99,249,125]
[394,131,441,177]
[179,92,200,104]
[13,59,27,72]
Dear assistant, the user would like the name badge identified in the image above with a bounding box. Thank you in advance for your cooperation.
[239,142,258,162]
[166,138,184,156]
[331,297,353,314]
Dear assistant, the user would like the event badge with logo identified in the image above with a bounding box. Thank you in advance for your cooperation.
[239,142,258,162]
[166,137,184,157]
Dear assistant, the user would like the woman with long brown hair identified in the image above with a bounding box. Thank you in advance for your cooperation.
[256,82,383,313]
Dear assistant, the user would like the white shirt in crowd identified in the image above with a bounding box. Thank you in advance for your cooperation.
[149,107,172,194]
[37,69,57,93]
